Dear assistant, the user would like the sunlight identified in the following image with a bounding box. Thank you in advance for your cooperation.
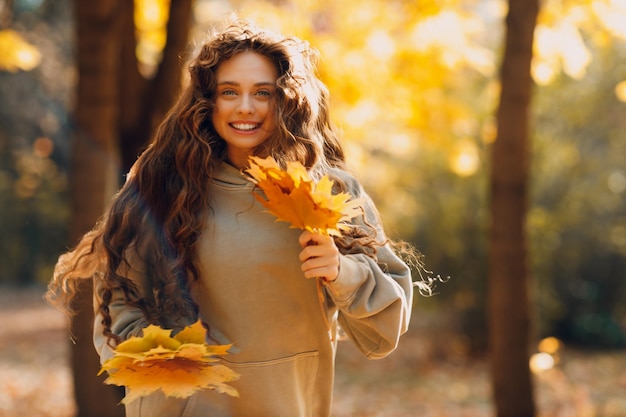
[386,133,416,156]
[342,50,367,71]
[449,140,480,177]
[559,24,592,80]
[194,0,232,24]
[135,0,169,30]
[615,81,626,102]
[344,100,379,128]
[530,337,562,373]
[530,352,555,373]
[538,336,562,355]
[14,47,41,71]
[533,16,592,84]
[366,30,395,61]
[409,10,493,74]
[135,0,170,74]
[593,0,626,39]
[0,29,42,72]
[410,11,466,53]
[532,60,555,86]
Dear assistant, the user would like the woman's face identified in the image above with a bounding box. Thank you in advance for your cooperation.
[212,51,278,169]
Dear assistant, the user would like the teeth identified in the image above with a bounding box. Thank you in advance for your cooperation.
[231,123,258,131]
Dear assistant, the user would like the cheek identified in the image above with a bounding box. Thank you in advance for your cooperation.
[213,98,230,114]
[212,105,224,123]
[264,103,277,127]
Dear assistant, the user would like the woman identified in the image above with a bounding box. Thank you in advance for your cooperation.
[48,19,415,417]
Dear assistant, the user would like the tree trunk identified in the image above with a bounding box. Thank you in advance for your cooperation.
[70,0,124,415]
[488,1,539,417]
[119,0,193,173]
[118,0,148,176]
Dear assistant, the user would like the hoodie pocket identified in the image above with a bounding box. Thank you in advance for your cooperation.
[127,391,196,417]
[219,350,321,417]
[126,351,321,417]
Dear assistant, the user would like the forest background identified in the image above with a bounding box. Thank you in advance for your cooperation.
[0,0,625,416]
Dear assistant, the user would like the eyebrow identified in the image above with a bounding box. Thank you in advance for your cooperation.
[217,81,276,87]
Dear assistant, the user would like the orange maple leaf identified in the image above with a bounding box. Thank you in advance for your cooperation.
[99,320,239,404]
[246,156,363,236]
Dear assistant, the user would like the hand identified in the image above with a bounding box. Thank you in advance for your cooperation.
[298,230,340,283]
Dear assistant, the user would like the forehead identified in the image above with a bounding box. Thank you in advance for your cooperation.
[215,51,278,82]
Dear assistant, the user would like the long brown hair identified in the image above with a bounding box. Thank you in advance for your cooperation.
[46,20,392,343]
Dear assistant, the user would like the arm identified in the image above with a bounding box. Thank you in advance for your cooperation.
[300,172,414,359]
[327,242,413,359]
[92,249,150,364]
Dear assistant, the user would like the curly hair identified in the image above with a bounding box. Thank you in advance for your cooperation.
[46,19,397,344]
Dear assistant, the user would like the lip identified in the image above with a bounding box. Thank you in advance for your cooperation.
[229,122,262,132]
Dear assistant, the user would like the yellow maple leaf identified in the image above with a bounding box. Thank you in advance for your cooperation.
[99,320,239,404]
[246,156,364,236]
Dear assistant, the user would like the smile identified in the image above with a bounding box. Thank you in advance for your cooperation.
[230,122,261,131]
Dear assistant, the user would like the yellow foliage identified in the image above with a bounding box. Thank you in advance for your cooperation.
[0,30,41,72]
[99,321,239,404]
[533,0,626,85]
[592,0,626,39]
[245,156,363,236]
[448,139,480,177]
[222,0,489,161]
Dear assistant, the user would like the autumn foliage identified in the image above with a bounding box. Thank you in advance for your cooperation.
[245,156,363,236]
[99,321,239,404]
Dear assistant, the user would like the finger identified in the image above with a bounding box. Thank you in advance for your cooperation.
[299,237,337,262]
[298,230,332,248]
[301,259,339,281]
[298,230,315,248]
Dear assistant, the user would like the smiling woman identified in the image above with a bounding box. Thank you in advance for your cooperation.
[46,18,418,417]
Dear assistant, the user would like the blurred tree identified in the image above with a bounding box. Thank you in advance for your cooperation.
[69,1,126,415]
[119,0,194,173]
[488,1,538,417]
[68,0,193,415]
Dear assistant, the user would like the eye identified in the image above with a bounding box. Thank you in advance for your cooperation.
[221,89,237,96]
[255,90,272,98]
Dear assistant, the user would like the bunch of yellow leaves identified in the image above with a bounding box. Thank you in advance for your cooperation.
[99,320,239,404]
[246,156,363,236]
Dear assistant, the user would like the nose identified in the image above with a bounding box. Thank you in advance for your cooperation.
[237,95,254,114]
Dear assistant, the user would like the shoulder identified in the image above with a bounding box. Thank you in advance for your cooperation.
[327,166,363,198]
[326,166,383,226]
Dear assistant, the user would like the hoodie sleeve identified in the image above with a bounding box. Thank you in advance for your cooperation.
[92,250,150,364]
[325,174,414,359]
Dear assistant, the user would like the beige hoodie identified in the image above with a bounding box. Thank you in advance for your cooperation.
[93,162,413,417]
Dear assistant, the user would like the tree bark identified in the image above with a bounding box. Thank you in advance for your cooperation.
[150,0,193,124]
[488,1,539,417]
[70,0,125,415]
[118,0,148,176]
[119,0,193,173]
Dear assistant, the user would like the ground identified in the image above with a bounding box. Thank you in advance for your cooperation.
[1,286,625,417]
